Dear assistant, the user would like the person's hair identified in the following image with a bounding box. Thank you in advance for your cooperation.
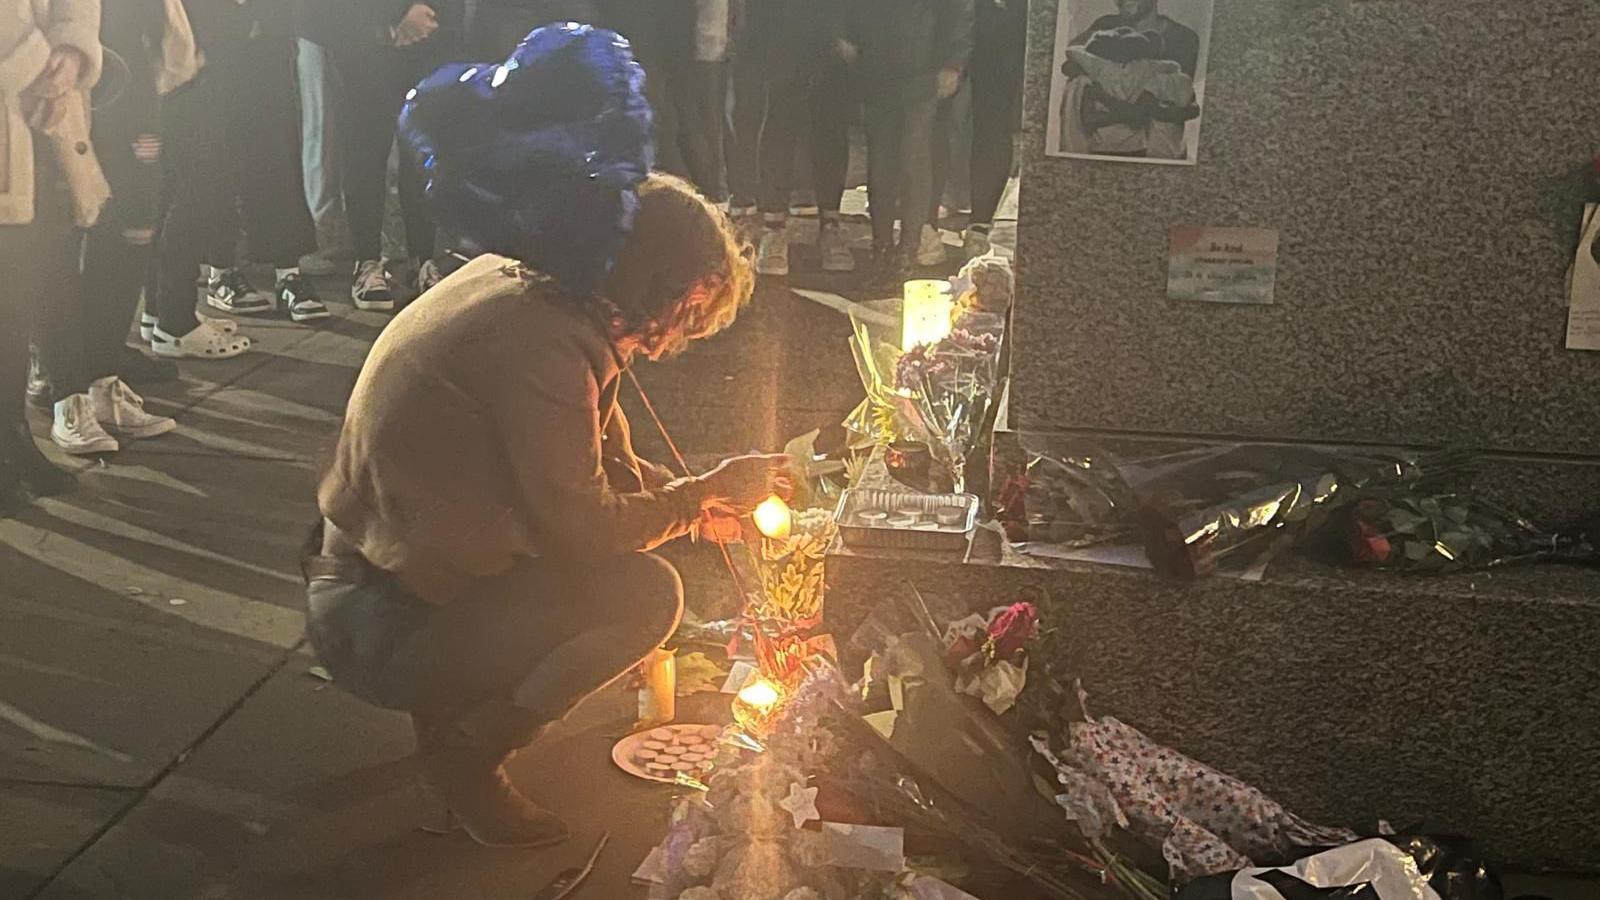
[1085,26,1161,64]
[601,173,755,358]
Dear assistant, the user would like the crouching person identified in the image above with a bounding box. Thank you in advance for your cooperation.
[302,25,781,849]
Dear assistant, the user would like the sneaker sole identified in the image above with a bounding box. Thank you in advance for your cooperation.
[352,299,395,312]
[53,434,119,455]
[107,419,178,440]
[756,265,790,277]
[205,296,275,315]
[290,308,333,323]
[821,256,857,273]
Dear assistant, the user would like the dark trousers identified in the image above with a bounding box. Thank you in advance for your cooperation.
[729,57,849,216]
[305,547,683,720]
[38,46,166,397]
[970,1,1026,228]
[864,98,939,252]
[1,137,79,423]
[334,49,434,263]
[151,39,316,332]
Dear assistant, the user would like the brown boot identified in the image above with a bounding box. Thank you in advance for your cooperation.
[412,702,571,849]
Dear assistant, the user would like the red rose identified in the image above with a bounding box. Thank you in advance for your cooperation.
[984,602,1039,661]
[1352,518,1392,564]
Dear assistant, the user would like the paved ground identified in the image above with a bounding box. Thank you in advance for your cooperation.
[0,198,997,900]
[5,188,1593,899]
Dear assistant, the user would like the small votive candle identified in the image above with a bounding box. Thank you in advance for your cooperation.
[934,506,966,526]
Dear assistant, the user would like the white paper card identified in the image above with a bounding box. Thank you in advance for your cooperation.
[818,823,907,872]
[1568,204,1600,351]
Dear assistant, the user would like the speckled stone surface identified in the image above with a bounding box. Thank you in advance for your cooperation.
[1013,0,1600,455]
[823,547,1600,869]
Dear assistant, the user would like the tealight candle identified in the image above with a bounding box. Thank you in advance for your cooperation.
[934,506,966,526]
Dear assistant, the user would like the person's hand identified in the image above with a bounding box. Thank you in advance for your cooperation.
[21,94,68,132]
[835,38,859,64]
[936,66,961,100]
[394,4,439,46]
[696,511,747,544]
[698,453,793,515]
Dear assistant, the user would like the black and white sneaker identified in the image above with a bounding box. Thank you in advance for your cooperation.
[206,268,275,315]
[351,260,395,312]
[277,272,330,323]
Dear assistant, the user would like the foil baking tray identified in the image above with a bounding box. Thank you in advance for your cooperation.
[834,488,980,552]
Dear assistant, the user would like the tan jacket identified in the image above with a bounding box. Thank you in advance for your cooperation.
[318,254,712,605]
[0,0,109,227]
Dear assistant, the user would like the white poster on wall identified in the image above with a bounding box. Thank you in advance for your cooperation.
[1045,0,1216,165]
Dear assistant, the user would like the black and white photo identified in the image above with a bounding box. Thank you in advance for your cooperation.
[1045,0,1214,164]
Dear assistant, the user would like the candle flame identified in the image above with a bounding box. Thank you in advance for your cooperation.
[736,677,782,712]
[752,495,792,540]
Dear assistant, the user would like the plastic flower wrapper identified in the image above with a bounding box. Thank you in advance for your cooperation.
[1333,495,1599,573]
[994,436,1142,546]
[844,313,925,449]
[1135,447,1475,578]
[751,505,839,632]
[893,312,1008,493]
[1172,832,1503,900]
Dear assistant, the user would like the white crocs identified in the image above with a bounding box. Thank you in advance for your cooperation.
[141,311,239,343]
[151,320,251,359]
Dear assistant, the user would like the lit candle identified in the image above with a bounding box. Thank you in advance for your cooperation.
[752,495,792,540]
[901,279,954,350]
[732,676,785,735]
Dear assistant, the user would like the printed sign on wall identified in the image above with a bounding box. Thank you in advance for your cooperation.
[1167,226,1279,304]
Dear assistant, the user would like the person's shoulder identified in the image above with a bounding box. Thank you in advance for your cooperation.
[1158,14,1200,40]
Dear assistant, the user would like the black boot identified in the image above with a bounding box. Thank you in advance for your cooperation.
[2,421,75,498]
[411,701,568,849]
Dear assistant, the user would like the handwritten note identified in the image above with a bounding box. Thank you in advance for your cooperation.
[1168,226,1280,305]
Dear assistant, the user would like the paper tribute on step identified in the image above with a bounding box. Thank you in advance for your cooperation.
[1567,203,1600,351]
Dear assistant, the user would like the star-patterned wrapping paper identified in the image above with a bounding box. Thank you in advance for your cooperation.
[1064,716,1358,879]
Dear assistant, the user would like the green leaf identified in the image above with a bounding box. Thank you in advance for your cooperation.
[1444,505,1471,525]
[1387,508,1428,534]
[1404,540,1433,562]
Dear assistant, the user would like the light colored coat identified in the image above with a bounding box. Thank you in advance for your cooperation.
[0,0,109,227]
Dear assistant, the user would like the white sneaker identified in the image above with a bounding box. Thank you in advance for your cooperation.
[88,376,176,440]
[915,224,947,267]
[756,227,790,277]
[416,258,444,296]
[151,319,252,359]
[141,311,238,343]
[962,226,993,260]
[205,268,275,315]
[52,394,119,455]
[351,260,396,311]
[818,223,856,273]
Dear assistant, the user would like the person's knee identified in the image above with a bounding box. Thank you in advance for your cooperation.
[619,552,683,639]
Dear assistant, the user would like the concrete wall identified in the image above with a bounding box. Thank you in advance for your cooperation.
[1013,0,1600,458]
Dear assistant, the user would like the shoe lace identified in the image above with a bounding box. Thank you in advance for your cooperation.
[221,270,255,295]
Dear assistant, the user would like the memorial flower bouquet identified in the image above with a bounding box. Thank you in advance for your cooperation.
[1335,495,1599,572]
[891,312,1007,494]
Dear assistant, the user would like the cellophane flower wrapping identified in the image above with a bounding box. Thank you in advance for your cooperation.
[1336,495,1598,572]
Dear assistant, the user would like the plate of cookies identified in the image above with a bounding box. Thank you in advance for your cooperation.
[612,724,724,783]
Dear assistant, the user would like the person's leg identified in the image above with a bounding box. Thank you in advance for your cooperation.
[335,49,405,310]
[754,71,805,275]
[683,60,728,202]
[810,62,855,273]
[725,39,764,211]
[863,102,904,255]
[151,74,256,356]
[236,37,317,269]
[916,96,955,266]
[0,138,86,493]
[967,1,1025,257]
[297,37,346,269]
[309,548,681,845]
[896,99,939,265]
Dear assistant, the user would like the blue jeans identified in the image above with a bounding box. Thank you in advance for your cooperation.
[304,541,682,720]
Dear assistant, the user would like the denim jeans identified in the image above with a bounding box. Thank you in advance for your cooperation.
[304,542,683,721]
[296,38,343,236]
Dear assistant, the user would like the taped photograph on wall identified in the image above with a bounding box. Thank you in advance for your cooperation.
[1045,0,1215,165]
